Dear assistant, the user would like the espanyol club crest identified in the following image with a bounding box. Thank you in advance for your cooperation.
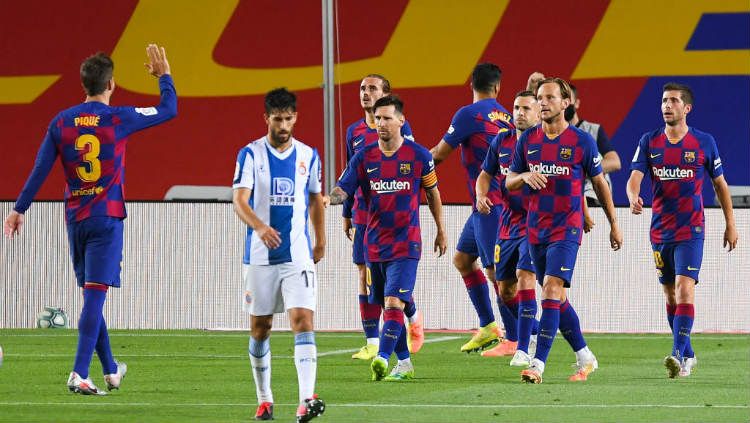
[683,151,696,163]
[559,147,573,160]
[399,162,411,175]
[298,161,307,175]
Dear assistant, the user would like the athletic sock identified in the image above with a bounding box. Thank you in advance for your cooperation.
[499,292,520,342]
[379,308,404,360]
[404,299,417,322]
[462,269,495,327]
[559,299,587,352]
[294,332,317,402]
[672,303,695,359]
[73,284,107,379]
[667,303,694,358]
[95,318,117,375]
[249,336,273,403]
[394,327,410,361]
[359,294,381,341]
[533,299,561,364]
[517,289,537,353]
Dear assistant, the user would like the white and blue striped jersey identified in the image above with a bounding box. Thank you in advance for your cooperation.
[233,136,322,265]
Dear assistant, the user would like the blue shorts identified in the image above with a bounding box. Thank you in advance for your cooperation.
[494,237,535,281]
[456,208,501,268]
[66,216,124,288]
[352,223,367,265]
[529,240,580,288]
[367,258,419,306]
[652,239,703,284]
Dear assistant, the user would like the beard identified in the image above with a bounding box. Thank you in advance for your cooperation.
[270,129,292,144]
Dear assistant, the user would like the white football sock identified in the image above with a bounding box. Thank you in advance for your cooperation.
[249,336,273,403]
[294,332,317,402]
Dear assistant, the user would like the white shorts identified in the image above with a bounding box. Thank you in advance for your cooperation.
[242,262,317,315]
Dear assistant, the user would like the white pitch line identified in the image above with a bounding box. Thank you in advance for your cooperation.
[0,402,746,409]
[2,336,461,359]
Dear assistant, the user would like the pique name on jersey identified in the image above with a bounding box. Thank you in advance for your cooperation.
[529,163,570,176]
[370,179,411,194]
[652,166,694,180]
[74,115,100,127]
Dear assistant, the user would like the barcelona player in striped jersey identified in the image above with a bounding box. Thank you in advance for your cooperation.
[430,63,514,353]
[3,45,176,395]
[476,90,541,363]
[507,78,623,384]
[233,88,326,422]
[627,82,737,379]
[329,95,447,382]
[344,75,423,361]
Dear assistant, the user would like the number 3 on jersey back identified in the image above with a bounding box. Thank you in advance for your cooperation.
[74,134,101,182]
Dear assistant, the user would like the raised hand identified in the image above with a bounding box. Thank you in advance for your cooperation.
[144,44,171,77]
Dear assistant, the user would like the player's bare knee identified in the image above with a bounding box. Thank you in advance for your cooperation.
[453,252,477,274]
[541,276,564,300]
[288,308,314,333]
[383,296,404,310]
[662,283,677,305]
[675,276,696,304]
[517,271,536,290]
[499,280,518,302]
[251,316,273,339]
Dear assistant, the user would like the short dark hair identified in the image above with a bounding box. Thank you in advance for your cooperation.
[364,74,391,94]
[471,62,502,93]
[515,90,536,100]
[373,95,404,115]
[535,77,572,100]
[265,88,297,113]
[80,52,114,96]
[663,82,694,105]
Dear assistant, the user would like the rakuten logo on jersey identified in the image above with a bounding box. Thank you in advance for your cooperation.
[529,163,570,176]
[652,166,694,180]
[370,179,411,194]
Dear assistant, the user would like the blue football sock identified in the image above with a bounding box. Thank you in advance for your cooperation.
[559,299,587,352]
[463,269,495,327]
[667,303,694,358]
[359,295,380,340]
[533,299,561,364]
[517,289,537,353]
[394,327,410,360]
[499,301,519,342]
[95,318,117,375]
[73,285,107,379]
[403,299,416,319]
[379,308,404,360]
[672,304,695,359]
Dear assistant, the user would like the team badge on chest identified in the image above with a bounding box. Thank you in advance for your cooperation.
[683,151,696,164]
[399,162,412,175]
[559,147,573,161]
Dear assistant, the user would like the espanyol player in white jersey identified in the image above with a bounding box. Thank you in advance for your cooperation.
[232,88,326,423]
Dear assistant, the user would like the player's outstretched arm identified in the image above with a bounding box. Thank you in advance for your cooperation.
[424,187,447,257]
[232,188,281,249]
[309,192,326,263]
[626,170,645,215]
[712,175,738,252]
[591,173,622,251]
[475,171,494,215]
[3,211,24,239]
[145,44,171,77]
[430,140,454,166]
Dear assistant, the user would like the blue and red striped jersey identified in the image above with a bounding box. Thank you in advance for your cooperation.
[630,127,723,244]
[510,125,602,245]
[482,130,528,239]
[337,139,437,262]
[343,118,413,225]
[13,75,177,223]
[442,98,513,208]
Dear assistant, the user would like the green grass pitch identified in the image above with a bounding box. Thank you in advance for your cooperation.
[0,330,748,423]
